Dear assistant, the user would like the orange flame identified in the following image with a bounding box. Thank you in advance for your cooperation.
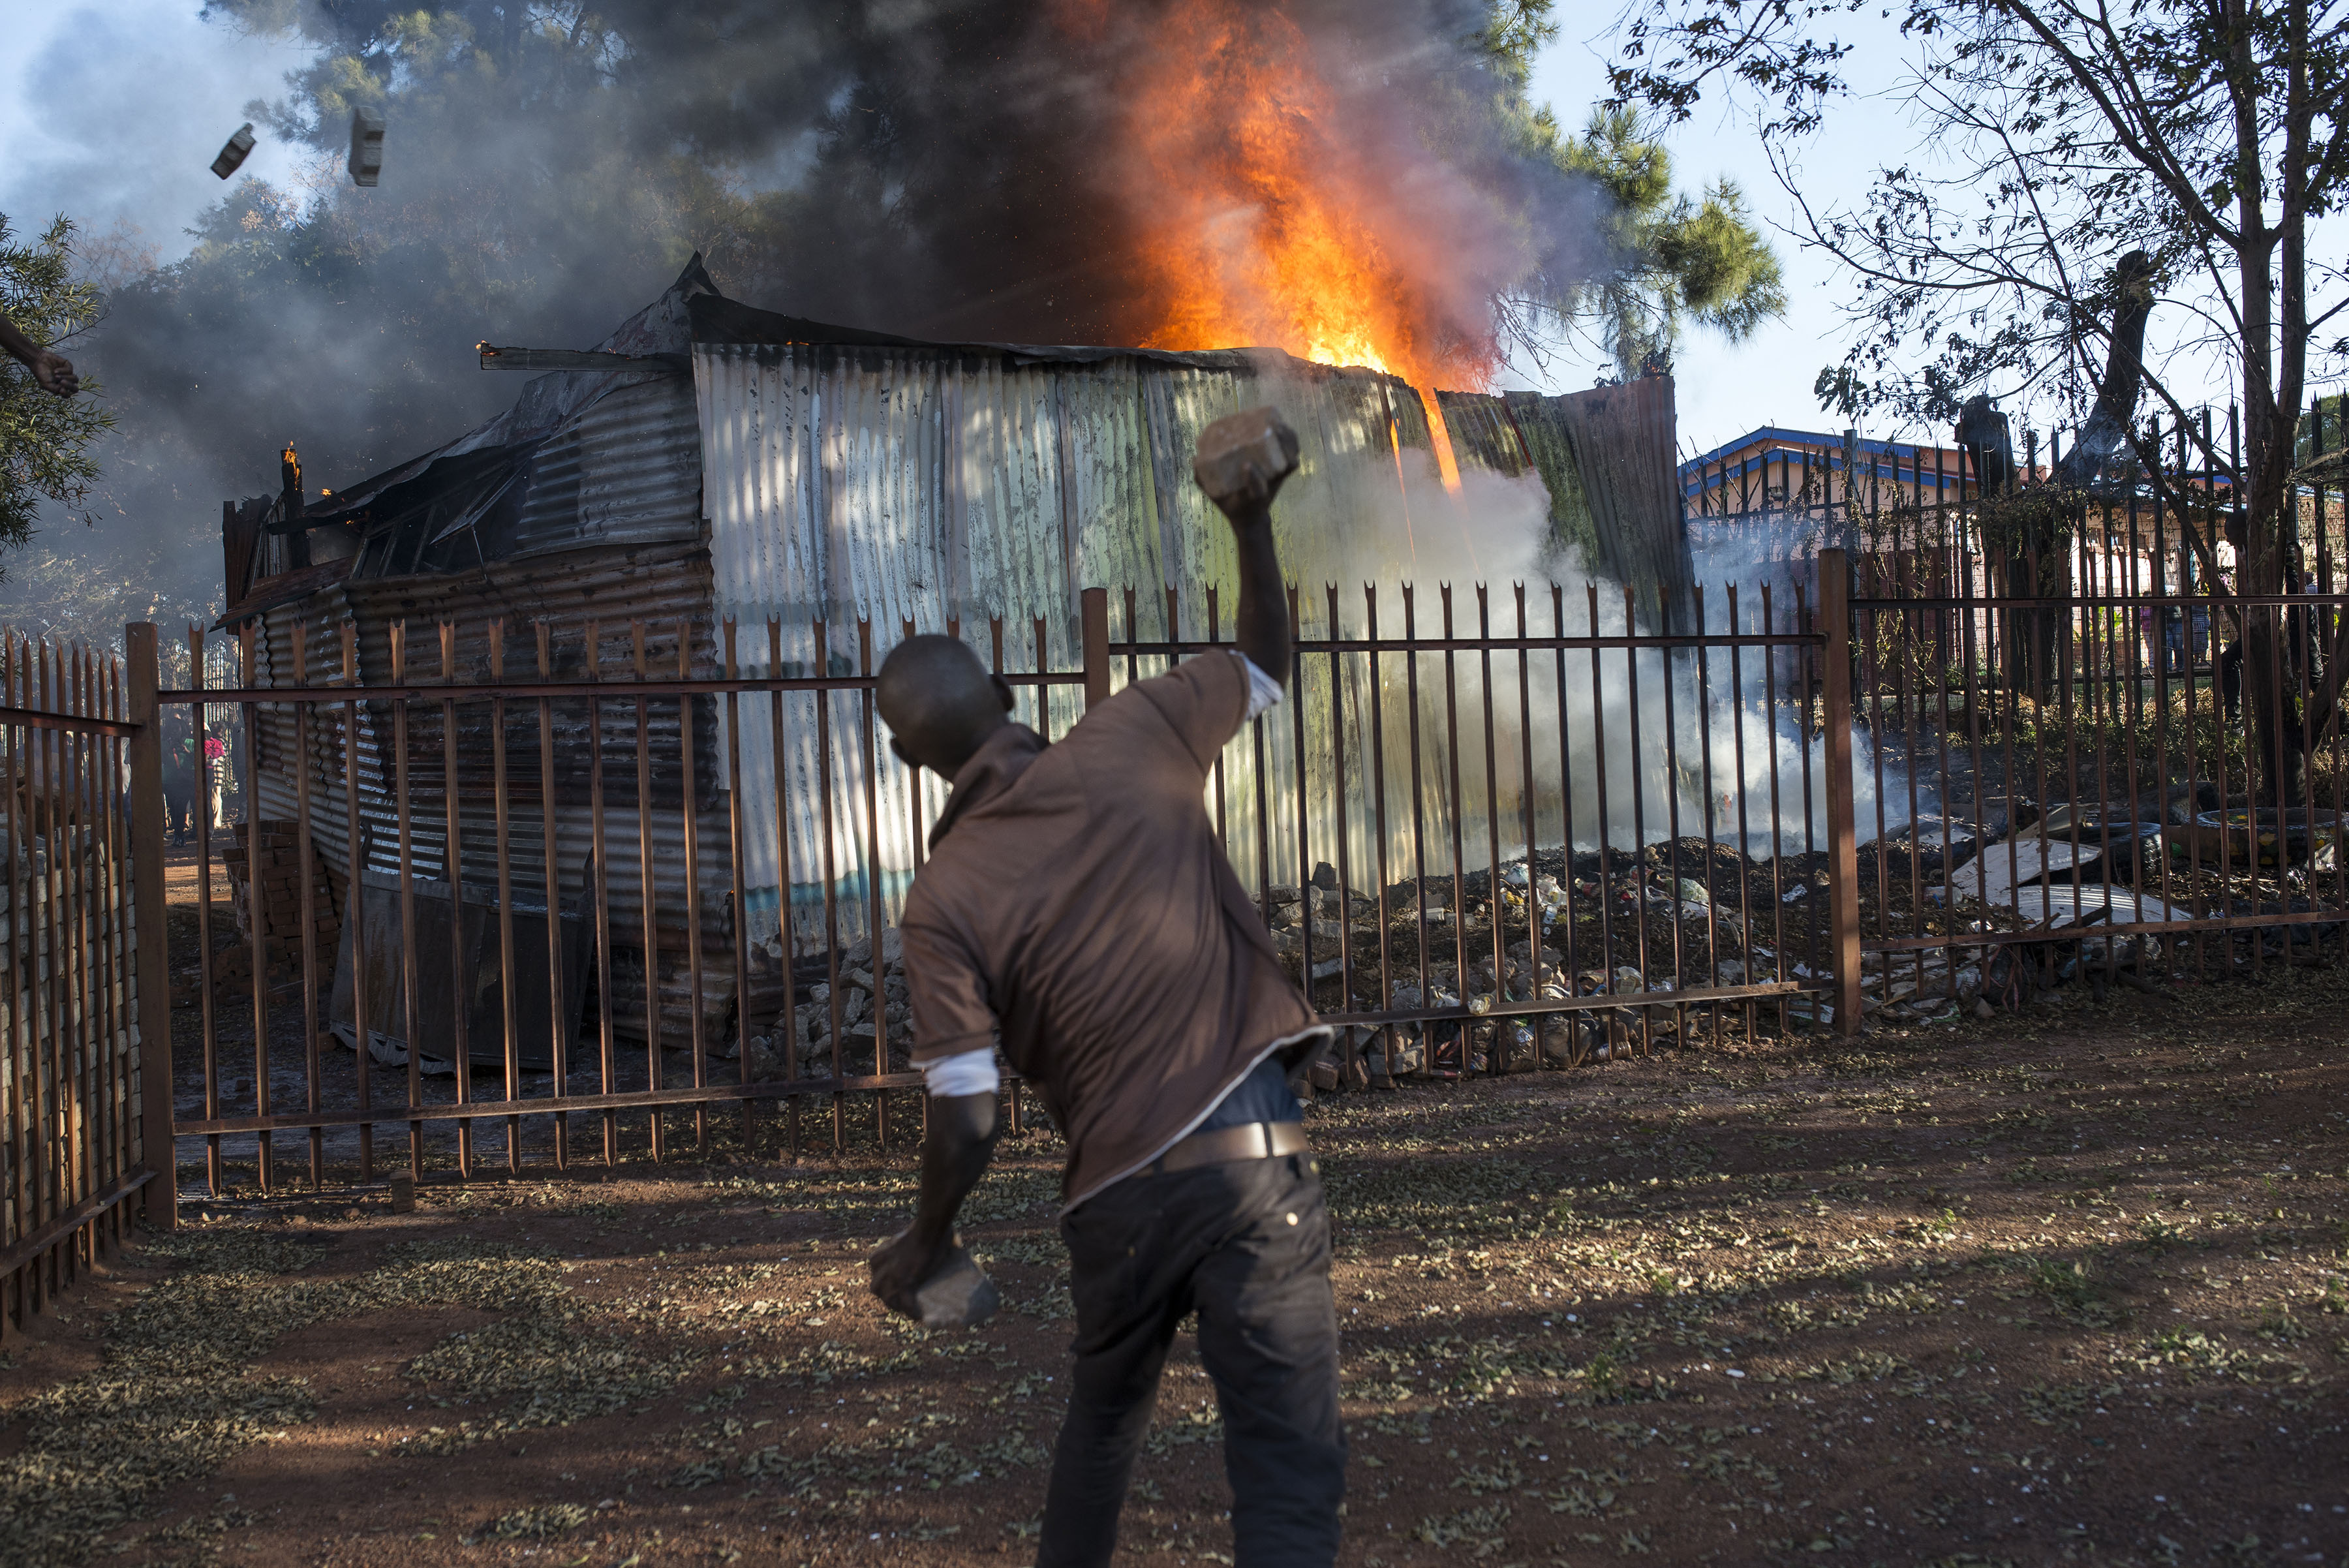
[1110,0,1482,493]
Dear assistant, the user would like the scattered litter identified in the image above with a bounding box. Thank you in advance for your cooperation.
[2006,885,2192,930]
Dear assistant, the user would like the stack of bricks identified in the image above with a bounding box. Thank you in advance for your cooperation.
[224,820,346,985]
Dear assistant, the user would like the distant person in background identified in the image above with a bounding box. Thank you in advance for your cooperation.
[204,732,230,829]
[2162,605,2185,677]
[162,713,197,846]
[0,308,80,397]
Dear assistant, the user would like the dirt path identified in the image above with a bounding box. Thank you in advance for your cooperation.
[3,972,2345,1567]
[162,839,239,909]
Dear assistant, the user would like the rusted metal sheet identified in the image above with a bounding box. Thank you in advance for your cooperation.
[506,375,704,560]
[694,343,1452,631]
[328,868,589,1071]
[1466,375,1691,629]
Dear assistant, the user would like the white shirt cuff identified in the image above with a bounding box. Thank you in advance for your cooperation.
[921,1045,1000,1098]
[1231,650,1283,720]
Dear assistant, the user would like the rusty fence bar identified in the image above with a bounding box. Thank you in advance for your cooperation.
[1,634,151,1342]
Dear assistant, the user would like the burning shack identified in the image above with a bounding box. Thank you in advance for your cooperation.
[219,258,1691,1061]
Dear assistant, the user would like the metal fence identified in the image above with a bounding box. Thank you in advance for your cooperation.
[1693,402,2349,1029]
[13,390,2344,1253]
[1,630,164,1342]
[118,576,1847,1213]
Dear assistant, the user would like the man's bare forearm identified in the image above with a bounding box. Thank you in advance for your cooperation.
[870,1089,1000,1317]
[1232,506,1291,686]
[0,310,80,397]
[0,312,38,367]
[910,1092,998,1250]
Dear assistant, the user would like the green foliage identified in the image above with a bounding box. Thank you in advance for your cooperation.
[1565,109,1786,367]
[1497,87,1788,378]
[2298,392,2348,467]
[0,215,112,564]
[1478,0,1565,87]
[1607,0,2348,465]
[1968,485,2082,559]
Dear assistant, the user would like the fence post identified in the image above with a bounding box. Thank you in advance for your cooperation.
[1817,551,1865,1036]
[125,623,177,1229]
[1081,587,1111,709]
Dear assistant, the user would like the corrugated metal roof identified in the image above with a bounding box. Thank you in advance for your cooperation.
[506,375,705,561]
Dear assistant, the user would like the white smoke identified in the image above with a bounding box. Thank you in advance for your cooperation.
[1247,447,1916,882]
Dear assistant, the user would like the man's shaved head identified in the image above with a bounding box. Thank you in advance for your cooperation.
[877,634,1014,776]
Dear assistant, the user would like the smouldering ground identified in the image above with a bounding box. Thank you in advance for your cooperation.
[4,974,2348,1567]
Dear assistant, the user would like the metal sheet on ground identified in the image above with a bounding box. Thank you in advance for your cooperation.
[1946,835,2092,905]
[327,868,589,1071]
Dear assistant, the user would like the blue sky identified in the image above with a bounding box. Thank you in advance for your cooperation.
[1514,10,1924,448]
[0,5,315,264]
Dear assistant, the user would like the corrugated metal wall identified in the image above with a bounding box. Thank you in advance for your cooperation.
[507,375,704,561]
[694,343,1523,948]
[239,541,757,1049]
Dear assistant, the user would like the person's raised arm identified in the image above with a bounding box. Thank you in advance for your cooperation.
[1194,407,1298,686]
[0,310,79,397]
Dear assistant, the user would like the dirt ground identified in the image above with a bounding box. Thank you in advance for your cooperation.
[5,969,2348,1567]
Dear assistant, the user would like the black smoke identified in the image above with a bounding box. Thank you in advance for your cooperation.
[36,0,1599,639]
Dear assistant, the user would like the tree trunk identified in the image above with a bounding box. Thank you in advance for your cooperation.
[1999,547,2066,703]
[2243,616,2309,807]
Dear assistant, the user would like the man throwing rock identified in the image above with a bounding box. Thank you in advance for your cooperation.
[868,407,1342,1567]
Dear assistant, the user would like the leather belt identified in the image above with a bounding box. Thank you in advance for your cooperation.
[1144,1120,1310,1177]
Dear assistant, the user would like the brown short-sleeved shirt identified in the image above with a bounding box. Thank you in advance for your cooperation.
[900,652,1326,1207]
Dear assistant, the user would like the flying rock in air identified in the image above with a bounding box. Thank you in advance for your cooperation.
[211,123,254,179]
[348,106,384,187]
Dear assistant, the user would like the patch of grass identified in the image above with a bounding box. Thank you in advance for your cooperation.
[2025,1256,2126,1328]
[480,1503,590,1541]
[1413,1500,1512,1551]
[0,1230,350,1567]
[2115,1328,2299,1383]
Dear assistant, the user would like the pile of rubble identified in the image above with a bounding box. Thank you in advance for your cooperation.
[1261,845,1813,1093]
[734,928,911,1082]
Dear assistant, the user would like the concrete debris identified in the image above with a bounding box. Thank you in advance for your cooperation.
[211,122,254,179]
[1191,405,1300,508]
[348,106,384,187]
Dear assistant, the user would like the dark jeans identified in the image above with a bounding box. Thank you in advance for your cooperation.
[1037,1150,1344,1568]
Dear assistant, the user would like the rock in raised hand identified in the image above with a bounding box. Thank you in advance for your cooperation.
[1193,406,1300,514]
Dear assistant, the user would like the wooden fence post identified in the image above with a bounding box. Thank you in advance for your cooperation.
[1817,551,1865,1036]
[1081,587,1111,710]
[125,623,176,1229]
